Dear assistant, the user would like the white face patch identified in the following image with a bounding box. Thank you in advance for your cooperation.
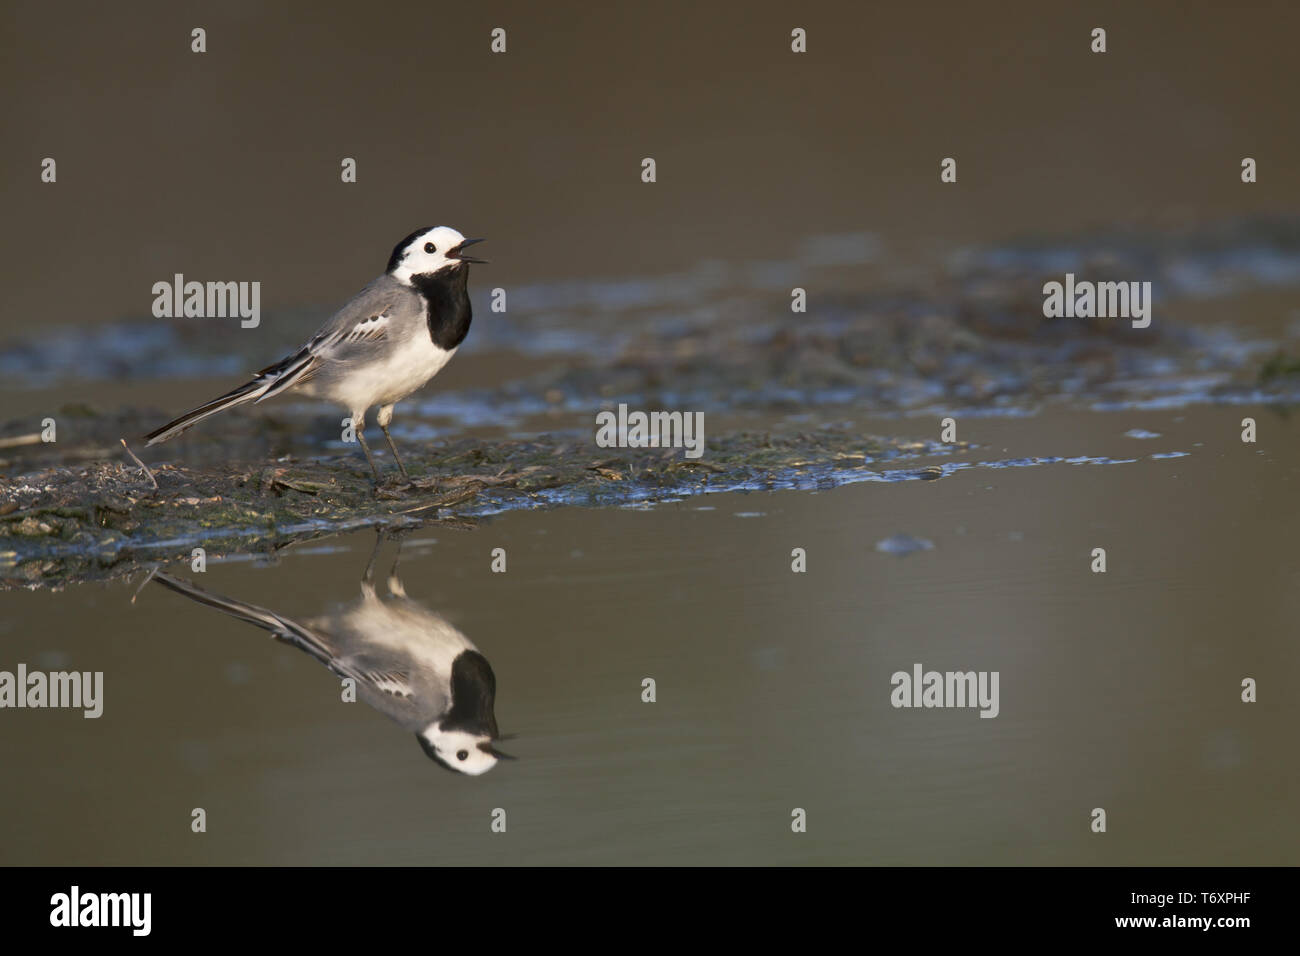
[390,226,468,284]
[423,727,499,776]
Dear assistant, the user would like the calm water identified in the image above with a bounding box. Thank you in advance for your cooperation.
[1,401,1297,865]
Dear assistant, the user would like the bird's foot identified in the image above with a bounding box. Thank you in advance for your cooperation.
[409,475,441,494]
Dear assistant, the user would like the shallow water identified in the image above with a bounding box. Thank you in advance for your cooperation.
[4,225,1300,863]
[1,398,1296,865]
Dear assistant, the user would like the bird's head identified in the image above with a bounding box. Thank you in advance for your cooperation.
[416,726,514,776]
[387,226,486,285]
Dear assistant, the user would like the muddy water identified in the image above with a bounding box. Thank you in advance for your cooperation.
[0,399,1296,865]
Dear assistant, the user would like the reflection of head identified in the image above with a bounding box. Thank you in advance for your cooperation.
[417,730,512,776]
[415,648,513,775]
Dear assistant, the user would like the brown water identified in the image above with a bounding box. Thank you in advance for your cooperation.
[1,400,1297,865]
[2,1,1300,865]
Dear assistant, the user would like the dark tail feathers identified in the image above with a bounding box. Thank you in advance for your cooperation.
[143,378,266,445]
[150,570,335,667]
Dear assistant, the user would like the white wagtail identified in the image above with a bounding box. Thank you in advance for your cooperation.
[150,539,513,775]
[144,226,487,484]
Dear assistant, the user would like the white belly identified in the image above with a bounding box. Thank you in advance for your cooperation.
[331,340,457,415]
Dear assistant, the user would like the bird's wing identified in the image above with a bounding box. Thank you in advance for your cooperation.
[335,649,448,727]
[310,302,397,352]
[253,278,416,402]
[250,346,322,402]
[314,278,422,353]
[344,654,415,699]
[152,572,446,729]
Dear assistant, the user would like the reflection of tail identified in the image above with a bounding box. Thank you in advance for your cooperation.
[143,348,318,445]
[151,571,335,668]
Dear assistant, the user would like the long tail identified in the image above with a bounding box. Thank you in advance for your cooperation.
[150,570,336,668]
[143,348,317,445]
[143,378,267,445]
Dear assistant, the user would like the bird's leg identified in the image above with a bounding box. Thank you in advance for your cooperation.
[352,413,381,487]
[376,405,411,484]
[379,423,411,483]
[361,531,383,598]
[355,431,381,486]
[386,543,407,598]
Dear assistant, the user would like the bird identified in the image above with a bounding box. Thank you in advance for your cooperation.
[143,226,487,485]
[149,537,513,775]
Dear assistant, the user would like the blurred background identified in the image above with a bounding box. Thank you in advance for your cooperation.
[3,0,1298,335]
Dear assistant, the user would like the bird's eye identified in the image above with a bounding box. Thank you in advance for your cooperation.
[457,750,469,761]
[424,242,436,254]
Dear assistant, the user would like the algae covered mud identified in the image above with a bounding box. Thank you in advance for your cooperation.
[0,428,959,588]
[3,220,1300,589]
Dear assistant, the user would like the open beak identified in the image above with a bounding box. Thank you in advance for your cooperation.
[450,238,488,264]
[479,740,516,760]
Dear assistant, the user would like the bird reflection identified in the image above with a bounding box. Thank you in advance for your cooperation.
[151,536,512,775]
